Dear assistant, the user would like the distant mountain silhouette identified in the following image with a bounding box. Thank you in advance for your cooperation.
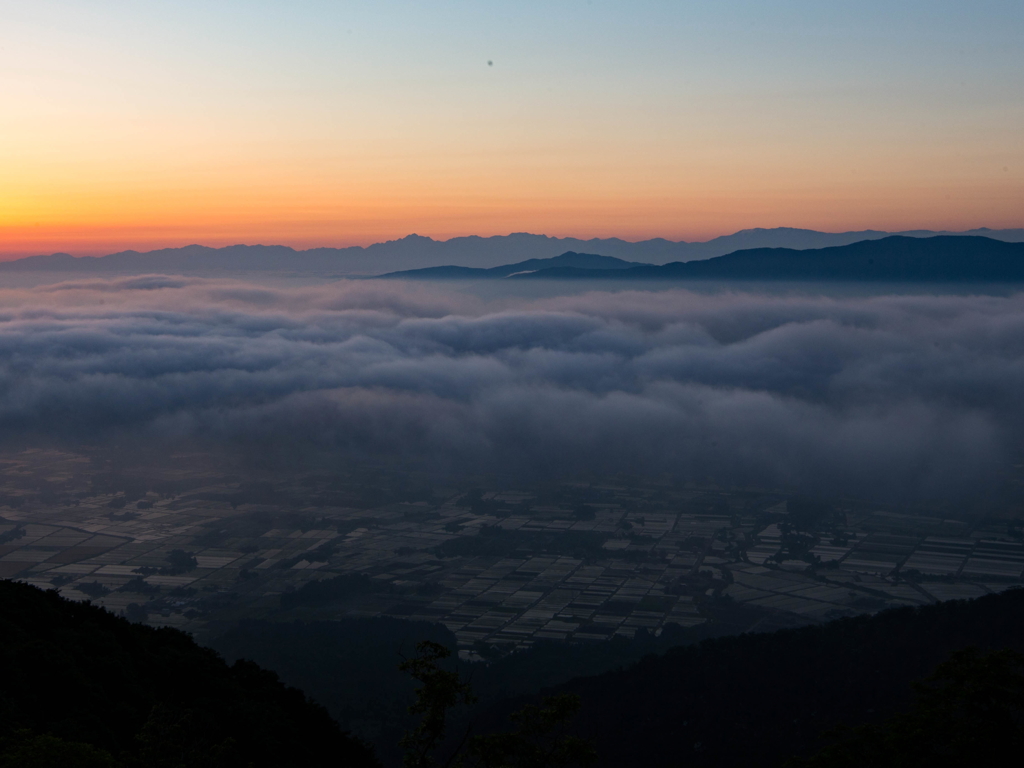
[2,228,1023,275]
[502,236,1024,282]
[379,251,647,279]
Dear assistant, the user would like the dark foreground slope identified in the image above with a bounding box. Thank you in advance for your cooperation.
[507,588,1024,768]
[208,615,758,766]
[0,580,378,767]
[511,235,1024,281]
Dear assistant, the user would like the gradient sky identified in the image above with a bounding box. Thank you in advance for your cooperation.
[1,0,1022,256]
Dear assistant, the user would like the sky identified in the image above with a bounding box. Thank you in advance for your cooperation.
[1,1,1022,256]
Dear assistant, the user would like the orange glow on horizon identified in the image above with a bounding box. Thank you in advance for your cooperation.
[4,74,1021,259]
[3,165,1022,258]
[4,204,1022,260]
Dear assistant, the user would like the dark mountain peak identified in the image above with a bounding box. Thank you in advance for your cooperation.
[0,252,88,270]
[508,235,1024,281]
[379,250,648,279]
[489,251,645,275]
[732,226,819,235]
[144,243,216,255]
[804,233,1018,257]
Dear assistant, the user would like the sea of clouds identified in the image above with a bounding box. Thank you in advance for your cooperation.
[1,275,1022,500]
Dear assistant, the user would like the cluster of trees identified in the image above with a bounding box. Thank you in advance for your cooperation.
[397,641,595,768]
[279,573,379,609]
[435,526,610,560]
[788,647,1024,767]
[0,525,25,545]
[129,549,198,577]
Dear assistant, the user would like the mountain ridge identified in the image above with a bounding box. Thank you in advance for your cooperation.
[3,227,1024,275]
[498,236,1024,282]
[379,251,648,279]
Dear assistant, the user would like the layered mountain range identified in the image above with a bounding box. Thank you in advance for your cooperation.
[2,227,1023,276]
[384,236,1024,282]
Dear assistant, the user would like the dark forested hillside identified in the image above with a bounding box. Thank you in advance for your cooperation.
[8,575,1024,768]
[0,580,378,767]
[212,617,456,767]
[211,590,1024,767]
[208,614,763,766]
[522,588,1024,767]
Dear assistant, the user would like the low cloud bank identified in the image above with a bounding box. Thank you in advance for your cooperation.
[1,276,1021,500]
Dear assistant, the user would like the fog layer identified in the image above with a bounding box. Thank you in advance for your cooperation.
[1,276,1021,500]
